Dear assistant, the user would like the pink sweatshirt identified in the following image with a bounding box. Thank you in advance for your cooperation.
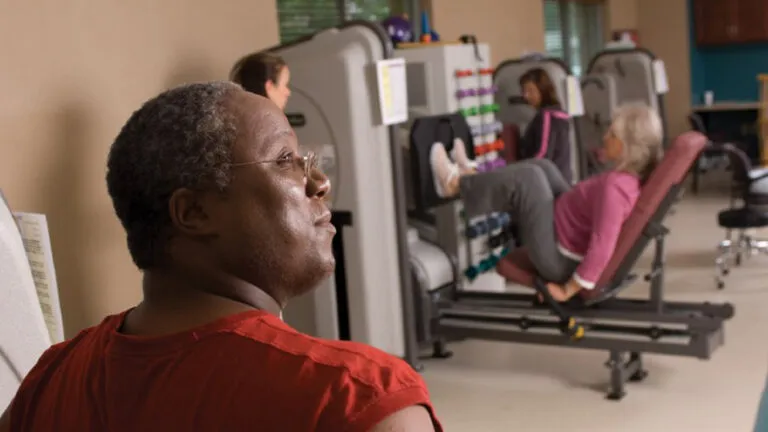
[554,171,641,289]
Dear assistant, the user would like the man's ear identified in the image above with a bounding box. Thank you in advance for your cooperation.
[168,188,219,236]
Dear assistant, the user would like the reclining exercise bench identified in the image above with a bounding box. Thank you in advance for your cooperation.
[430,131,735,400]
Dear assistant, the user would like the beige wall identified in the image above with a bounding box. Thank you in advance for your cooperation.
[431,0,545,63]
[606,0,639,36]
[0,0,278,337]
[637,0,691,137]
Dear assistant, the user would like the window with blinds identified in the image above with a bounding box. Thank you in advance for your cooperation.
[277,0,410,43]
[542,0,605,76]
[543,0,564,59]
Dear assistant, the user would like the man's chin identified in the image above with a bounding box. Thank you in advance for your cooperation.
[321,253,336,274]
[290,255,335,298]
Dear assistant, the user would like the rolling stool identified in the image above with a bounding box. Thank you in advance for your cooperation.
[715,144,768,288]
[715,209,768,288]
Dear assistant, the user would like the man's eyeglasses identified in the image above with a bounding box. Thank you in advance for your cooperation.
[231,151,318,180]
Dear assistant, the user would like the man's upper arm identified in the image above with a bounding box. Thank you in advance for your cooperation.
[368,406,436,432]
[0,404,11,432]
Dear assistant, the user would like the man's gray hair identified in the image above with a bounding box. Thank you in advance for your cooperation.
[106,81,243,269]
[611,102,664,181]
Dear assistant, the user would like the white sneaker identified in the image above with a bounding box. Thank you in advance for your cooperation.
[430,142,459,198]
[450,138,477,173]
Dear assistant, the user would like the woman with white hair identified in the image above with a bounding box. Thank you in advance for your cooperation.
[430,103,664,302]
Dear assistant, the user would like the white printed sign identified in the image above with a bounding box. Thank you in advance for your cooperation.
[376,58,409,126]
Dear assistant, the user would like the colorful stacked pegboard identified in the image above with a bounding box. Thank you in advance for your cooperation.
[455,67,505,172]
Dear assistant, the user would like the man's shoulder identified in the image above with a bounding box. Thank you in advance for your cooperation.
[225,316,436,430]
[28,313,119,368]
[229,314,425,390]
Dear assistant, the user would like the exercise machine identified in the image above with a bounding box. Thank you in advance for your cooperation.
[396,40,512,295]
[394,40,524,359]
[578,73,618,175]
[493,54,586,180]
[232,22,420,364]
[583,48,670,149]
[406,125,734,399]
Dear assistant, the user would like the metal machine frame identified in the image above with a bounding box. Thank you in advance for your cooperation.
[433,183,733,399]
[406,114,734,399]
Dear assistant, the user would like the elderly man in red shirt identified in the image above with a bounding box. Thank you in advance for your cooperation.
[0,82,441,432]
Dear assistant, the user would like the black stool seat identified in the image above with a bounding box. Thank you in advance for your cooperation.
[718,208,768,229]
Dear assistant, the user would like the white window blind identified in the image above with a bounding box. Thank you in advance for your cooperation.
[544,0,564,59]
[277,0,409,43]
[542,0,605,76]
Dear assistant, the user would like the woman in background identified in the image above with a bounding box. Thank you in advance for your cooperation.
[517,68,573,183]
[230,52,292,110]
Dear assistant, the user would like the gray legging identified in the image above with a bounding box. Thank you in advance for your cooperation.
[459,159,578,283]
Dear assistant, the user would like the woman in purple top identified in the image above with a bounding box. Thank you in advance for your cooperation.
[518,68,573,183]
[431,104,664,302]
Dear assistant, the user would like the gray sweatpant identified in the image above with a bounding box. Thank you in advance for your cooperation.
[459,159,578,283]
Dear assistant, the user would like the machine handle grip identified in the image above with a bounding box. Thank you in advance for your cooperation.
[615,59,626,78]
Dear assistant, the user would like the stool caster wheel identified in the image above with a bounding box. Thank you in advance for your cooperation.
[629,369,649,382]
[716,280,724,289]
[723,269,730,276]
[605,390,626,401]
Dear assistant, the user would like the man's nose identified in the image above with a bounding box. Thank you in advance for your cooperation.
[307,167,330,199]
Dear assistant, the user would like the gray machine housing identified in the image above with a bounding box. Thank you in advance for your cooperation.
[578,73,619,174]
[582,48,670,153]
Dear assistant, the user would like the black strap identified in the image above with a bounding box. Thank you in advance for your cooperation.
[436,117,457,151]
[459,34,484,62]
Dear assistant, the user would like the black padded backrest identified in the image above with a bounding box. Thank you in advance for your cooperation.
[722,143,752,185]
[409,113,475,212]
[688,112,707,135]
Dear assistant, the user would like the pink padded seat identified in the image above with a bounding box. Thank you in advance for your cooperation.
[496,132,707,300]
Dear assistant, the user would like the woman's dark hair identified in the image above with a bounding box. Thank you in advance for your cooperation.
[519,68,560,108]
[230,52,287,98]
